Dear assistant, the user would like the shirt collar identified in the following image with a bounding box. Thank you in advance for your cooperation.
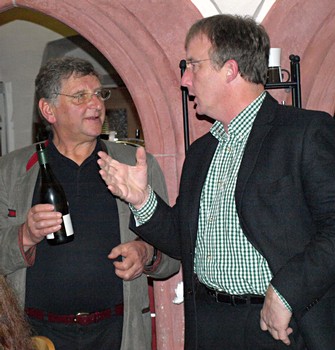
[211,91,266,142]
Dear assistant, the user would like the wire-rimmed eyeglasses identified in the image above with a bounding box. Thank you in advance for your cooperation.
[54,88,111,105]
[185,58,211,72]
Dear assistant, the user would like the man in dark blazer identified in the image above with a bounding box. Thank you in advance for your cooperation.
[98,14,335,350]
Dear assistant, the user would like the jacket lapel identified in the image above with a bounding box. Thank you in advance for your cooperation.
[235,93,278,211]
[187,133,218,242]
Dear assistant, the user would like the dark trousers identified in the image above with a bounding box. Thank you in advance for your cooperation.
[195,282,306,350]
[28,315,123,350]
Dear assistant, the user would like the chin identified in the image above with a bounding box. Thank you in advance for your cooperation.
[195,105,205,116]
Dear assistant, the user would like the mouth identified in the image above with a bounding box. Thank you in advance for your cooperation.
[192,97,198,110]
[85,115,101,121]
[188,94,196,102]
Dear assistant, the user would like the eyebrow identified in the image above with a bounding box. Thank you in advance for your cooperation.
[70,87,102,94]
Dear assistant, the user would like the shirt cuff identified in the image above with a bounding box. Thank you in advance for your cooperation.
[144,249,162,274]
[271,284,292,312]
[18,225,36,266]
[129,185,157,226]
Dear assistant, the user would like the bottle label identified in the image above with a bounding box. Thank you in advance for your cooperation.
[63,213,74,236]
[46,213,74,239]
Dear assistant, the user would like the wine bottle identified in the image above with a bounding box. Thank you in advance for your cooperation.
[100,118,110,140]
[35,143,74,245]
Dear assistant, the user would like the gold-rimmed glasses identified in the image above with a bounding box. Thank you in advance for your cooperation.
[54,88,111,105]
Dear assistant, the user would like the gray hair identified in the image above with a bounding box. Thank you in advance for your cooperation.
[35,56,101,103]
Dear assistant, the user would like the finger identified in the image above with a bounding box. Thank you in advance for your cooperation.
[113,260,129,271]
[108,245,123,260]
[277,330,291,346]
[259,318,268,331]
[114,268,141,281]
[136,147,147,166]
[28,219,62,237]
[97,151,110,162]
[30,203,55,213]
[268,329,280,340]
[114,263,142,281]
[259,311,268,331]
[35,218,62,230]
[286,327,293,336]
[97,153,115,174]
[37,224,62,237]
[32,211,62,223]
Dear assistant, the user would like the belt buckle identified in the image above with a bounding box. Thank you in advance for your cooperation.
[74,312,90,323]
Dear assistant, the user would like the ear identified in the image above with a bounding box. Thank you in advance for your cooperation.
[224,59,239,83]
[38,98,56,124]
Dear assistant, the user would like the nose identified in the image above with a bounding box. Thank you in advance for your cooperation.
[181,69,192,89]
[89,93,103,110]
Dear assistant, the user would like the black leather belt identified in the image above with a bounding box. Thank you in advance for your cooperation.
[204,285,265,305]
[25,304,123,326]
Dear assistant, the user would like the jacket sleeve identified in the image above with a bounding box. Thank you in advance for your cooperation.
[269,114,335,318]
[0,149,36,275]
[143,152,180,279]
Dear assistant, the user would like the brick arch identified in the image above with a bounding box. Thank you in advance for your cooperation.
[1,1,202,349]
[263,0,335,115]
[6,0,333,348]
[2,0,202,197]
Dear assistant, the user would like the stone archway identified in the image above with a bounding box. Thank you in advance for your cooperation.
[1,1,203,348]
[2,0,334,348]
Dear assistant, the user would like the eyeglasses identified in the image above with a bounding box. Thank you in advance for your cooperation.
[185,58,211,72]
[54,88,111,105]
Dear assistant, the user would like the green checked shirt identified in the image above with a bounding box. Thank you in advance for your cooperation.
[194,92,272,295]
[132,91,290,309]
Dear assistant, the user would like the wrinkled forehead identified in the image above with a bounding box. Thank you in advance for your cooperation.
[60,73,101,92]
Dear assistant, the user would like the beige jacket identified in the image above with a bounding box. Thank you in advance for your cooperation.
[0,140,179,350]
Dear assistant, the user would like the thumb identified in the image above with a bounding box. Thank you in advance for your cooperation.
[259,313,268,331]
[108,245,123,260]
[136,147,147,167]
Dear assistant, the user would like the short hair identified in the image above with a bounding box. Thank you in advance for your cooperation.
[185,14,270,85]
[35,56,101,103]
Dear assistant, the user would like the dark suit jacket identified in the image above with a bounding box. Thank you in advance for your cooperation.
[132,93,335,349]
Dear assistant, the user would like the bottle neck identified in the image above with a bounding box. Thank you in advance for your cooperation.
[37,150,48,167]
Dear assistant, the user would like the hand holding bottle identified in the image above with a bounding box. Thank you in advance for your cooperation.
[22,204,62,250]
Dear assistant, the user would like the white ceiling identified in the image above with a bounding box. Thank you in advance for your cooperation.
[192,0,276,22]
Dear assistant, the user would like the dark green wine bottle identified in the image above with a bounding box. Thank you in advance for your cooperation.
[36,143,74,245]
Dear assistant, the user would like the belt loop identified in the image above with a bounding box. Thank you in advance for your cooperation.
[231,295,236,306]
[215,291,220,303]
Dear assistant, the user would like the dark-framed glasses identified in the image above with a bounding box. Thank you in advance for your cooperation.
[54,88,111,105]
